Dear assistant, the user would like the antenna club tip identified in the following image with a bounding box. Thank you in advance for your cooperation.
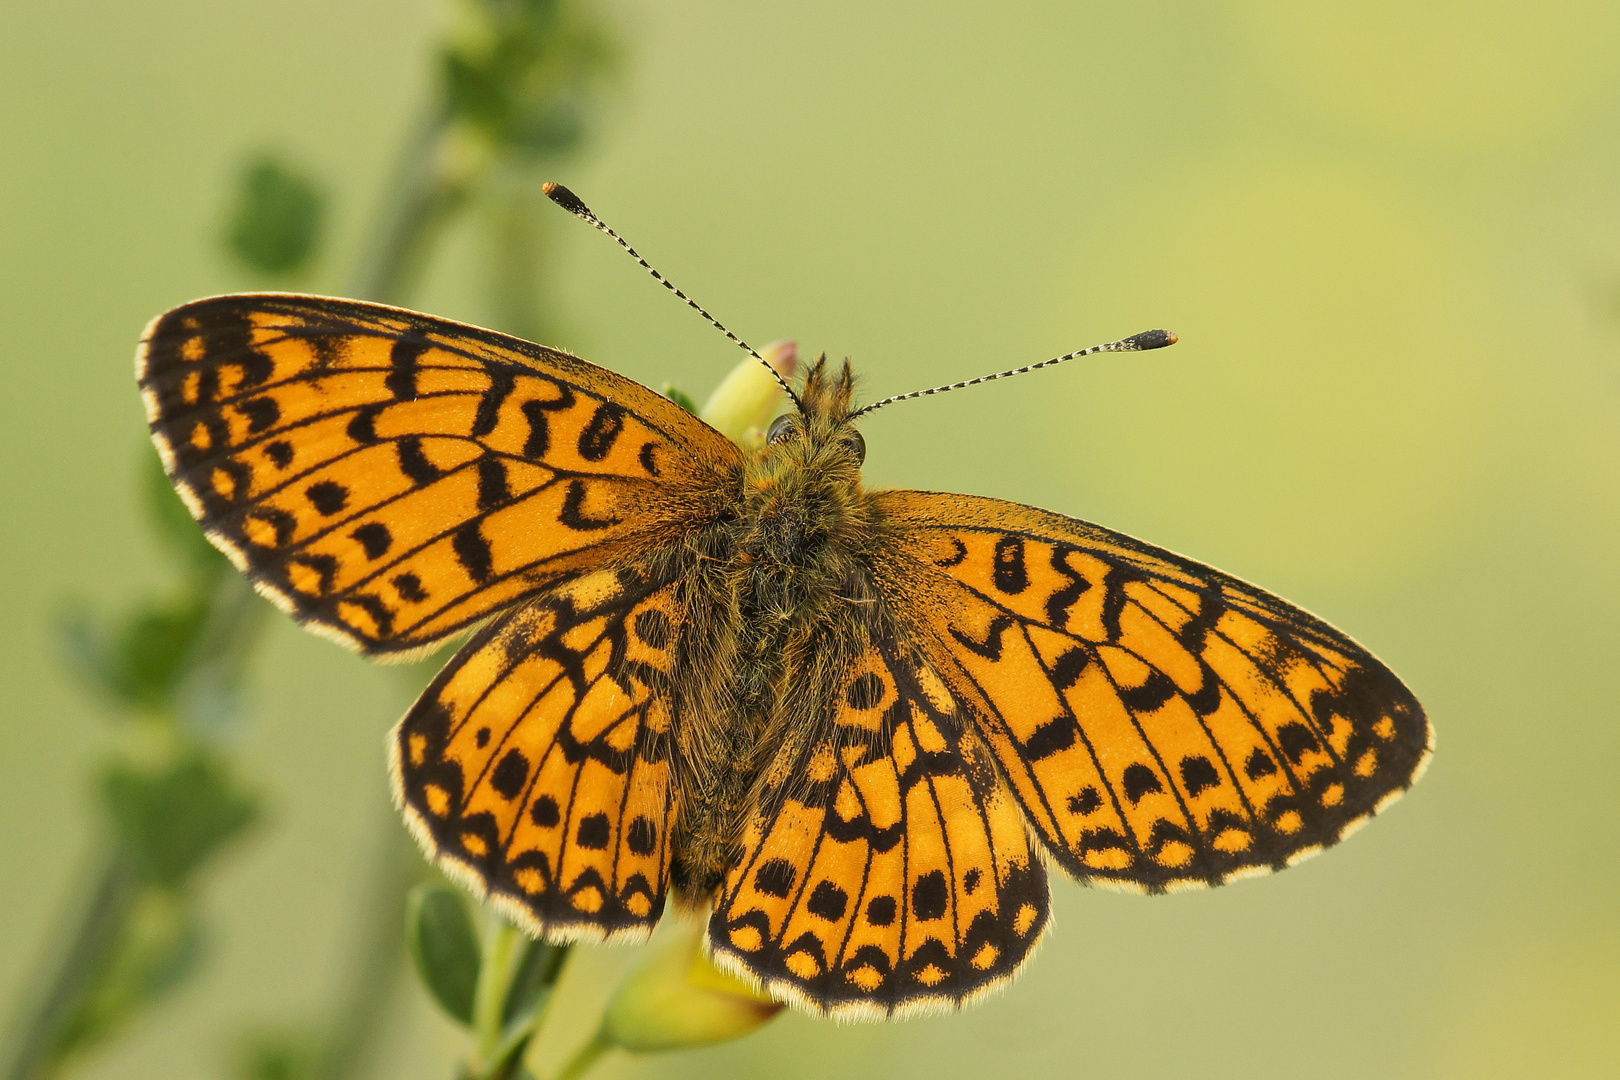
[1126,329,1178,350]
[543,181,592,218]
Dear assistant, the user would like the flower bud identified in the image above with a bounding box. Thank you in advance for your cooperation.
[600,923,783,1053]
[700,340,798,446]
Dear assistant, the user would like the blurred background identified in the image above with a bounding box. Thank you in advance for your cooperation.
[3,1,1618,1078]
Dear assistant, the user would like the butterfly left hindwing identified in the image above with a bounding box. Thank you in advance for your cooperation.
[393,563,688,941]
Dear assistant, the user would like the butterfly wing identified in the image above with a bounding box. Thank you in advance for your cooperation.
[393,564,688,941]
[874,491,1432,893]
[708,629,1049,1018]
[137,293,739,657]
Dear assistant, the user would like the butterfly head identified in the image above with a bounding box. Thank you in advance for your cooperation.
[762,354,866,470]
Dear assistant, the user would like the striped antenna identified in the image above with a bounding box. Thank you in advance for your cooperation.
[848,329,1178,419]
[543,182,802,410]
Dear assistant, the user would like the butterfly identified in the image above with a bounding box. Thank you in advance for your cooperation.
[136,186,1430,1019]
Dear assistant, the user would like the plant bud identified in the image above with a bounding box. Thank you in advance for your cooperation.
[600,923,782,1053]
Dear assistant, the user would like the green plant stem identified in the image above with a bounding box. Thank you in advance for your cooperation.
[0,853,137,1080]
[310,811,423,1080]
[1,554,265,1080]
[350,107,476,304]
[472,922,523,1068]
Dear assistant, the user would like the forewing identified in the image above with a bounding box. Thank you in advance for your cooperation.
[708,632,1048,1018]
[877,491,1431,893]
[392,566,686,941]
[137,293,738,655]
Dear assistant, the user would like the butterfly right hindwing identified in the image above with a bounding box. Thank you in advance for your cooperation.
[707,627,1049,1018]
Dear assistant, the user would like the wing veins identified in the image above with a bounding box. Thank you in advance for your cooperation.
[1135,580,1347,769]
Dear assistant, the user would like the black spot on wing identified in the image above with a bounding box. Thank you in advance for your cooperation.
[393,572,428,602]
[530,795,560,827]
[1050,647,1091,690]
[754,858,796,898]
[577,402,626,461]
[386,335,429,400]
[992,536,1028,594]
[845,672,885,709]
[865,895,896,926]
[305,480,348,516]
[1067,786,1103,815]
[491,749,529,800]
[626,816,657,856]
[576,813,611,850]
[1122,763,1164,803]
[237,396,280,433]
[352,522,392,559]
[1276,722,1319,764]
[347,405,382,445]
[1022,718,1076,760]
[453,522,494,582]
[471,368,516,438]
[911,870,948,921]
[476,456,510,512]
[1180,755,1221,797]
[396,437,441,485]
[807,881,849,921]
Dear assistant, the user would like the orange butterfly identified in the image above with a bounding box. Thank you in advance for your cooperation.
[136,186,1430,1018]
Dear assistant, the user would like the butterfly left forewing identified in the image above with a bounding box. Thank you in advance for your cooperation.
[393,564,687,941]
[138,294,738,657]
[708,630,1048,1018]
[875,491,1431,893]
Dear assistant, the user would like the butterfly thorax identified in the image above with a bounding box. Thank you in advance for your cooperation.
[667,360,894,895]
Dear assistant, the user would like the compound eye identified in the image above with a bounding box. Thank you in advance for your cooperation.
[842,428,866,465]
[766,413,798,444]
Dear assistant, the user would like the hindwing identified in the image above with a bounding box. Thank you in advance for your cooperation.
[877,491,1432,893]
[137,294,738,656]
[392,565,687,941]
[708,630,1048,1018]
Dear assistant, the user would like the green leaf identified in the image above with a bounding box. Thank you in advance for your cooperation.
[225,154,325,277]
[661,383,699,415]
[52,886,205,1061]
[102,755,259,888]
[111,595,213,711]
[235,1030,319,1080]
[407,885,482,1026]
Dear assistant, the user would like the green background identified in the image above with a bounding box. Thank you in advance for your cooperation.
[4,1,1618,1077]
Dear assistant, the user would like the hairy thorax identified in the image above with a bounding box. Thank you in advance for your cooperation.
[668,373,887,896]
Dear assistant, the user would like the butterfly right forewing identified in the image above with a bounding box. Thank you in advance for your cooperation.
[875,491,1431,894]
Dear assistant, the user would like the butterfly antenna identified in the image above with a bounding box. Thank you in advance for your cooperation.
[848,329,1179,419]
[543,182,802,409]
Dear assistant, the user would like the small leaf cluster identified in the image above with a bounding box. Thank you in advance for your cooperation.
[37,451,267,1071]
[408,886,565,1080]
[442,0,616,158]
